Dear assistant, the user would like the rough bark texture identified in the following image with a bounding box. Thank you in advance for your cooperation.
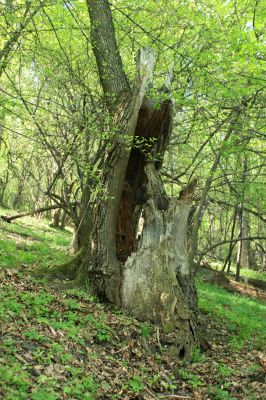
[239,211,250,268]
[86,0,129,106]
[84,96,199,354]
[84,44,156,305]
[122,173,198,354]
[82,0,199,357]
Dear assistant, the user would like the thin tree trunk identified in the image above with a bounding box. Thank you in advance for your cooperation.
[236,207,243,282]
[60,209,68,229]
[236,155,249,281]
[239,213,250,268]
[223,206,238,273]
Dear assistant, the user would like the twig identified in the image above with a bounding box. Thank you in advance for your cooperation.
[156,327,162,350]
[160,367,173,387]
[144,386,159,399]
[158,395,191,399]
[113,345,130,354]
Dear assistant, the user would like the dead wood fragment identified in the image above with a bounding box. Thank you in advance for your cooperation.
[258,353,266,373]
[158,395,191,399]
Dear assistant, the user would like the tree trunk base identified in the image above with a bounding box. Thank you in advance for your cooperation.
[121,195,199,354]
[46,248,86,284]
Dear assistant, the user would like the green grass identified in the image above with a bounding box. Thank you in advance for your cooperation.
[197,277,266,349]
[236,268,266,282]
[0,282,110,399]
[211,261,266,282]
[0,207,72,271]
[1,210,266,399]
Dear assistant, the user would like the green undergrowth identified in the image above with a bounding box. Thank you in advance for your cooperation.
[210,261,266,282]
[197,277,266,351]
[0,207,71,271]
[0,272,169,399]
[0,212,266,399]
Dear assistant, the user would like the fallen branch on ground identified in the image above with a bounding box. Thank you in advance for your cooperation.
[0,203,78,223]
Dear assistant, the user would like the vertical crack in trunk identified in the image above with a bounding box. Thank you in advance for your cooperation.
[85,88,199,358]
[113,98,200,356]
[115,99,172,262]
[84,0,200,358]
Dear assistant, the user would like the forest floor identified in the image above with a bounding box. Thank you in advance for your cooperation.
[0,211,265,400]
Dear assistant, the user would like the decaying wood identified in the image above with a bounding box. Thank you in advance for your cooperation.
[85,46,156,300]
[178,178,197,201]
[84,55,198,356]
[80,0,200,359]
[121,166,199,354]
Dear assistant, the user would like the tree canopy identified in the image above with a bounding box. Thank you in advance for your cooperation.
[1,0,265,269]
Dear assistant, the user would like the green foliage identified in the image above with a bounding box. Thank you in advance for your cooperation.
[178,368,203,388]
[84,314,114,343]
[191,347,206,363]
[217,364,233,378]
[63,377,98,399]
[24,329,49,342]
[140,323,152,338]
[31,388,58,400]
[247,363,261,373]
[0,363,30,399]
[197,278,266,350]
[208,386,237,400]
[0,211,71,271]
[128,376,144,392]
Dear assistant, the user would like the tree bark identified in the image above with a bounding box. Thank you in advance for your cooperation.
[236,155,249,281]
[80,0,199,356]
[239,210,250,268]
[223,206,238,273]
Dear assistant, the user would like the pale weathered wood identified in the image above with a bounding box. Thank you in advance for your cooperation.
[80,0,200,359]
[121,165,198,356]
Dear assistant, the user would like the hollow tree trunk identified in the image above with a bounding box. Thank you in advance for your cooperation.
[83,97,199,354]
[82,0,199,356]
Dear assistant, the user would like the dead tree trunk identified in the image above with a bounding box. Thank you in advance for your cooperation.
[81,0,199,356]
